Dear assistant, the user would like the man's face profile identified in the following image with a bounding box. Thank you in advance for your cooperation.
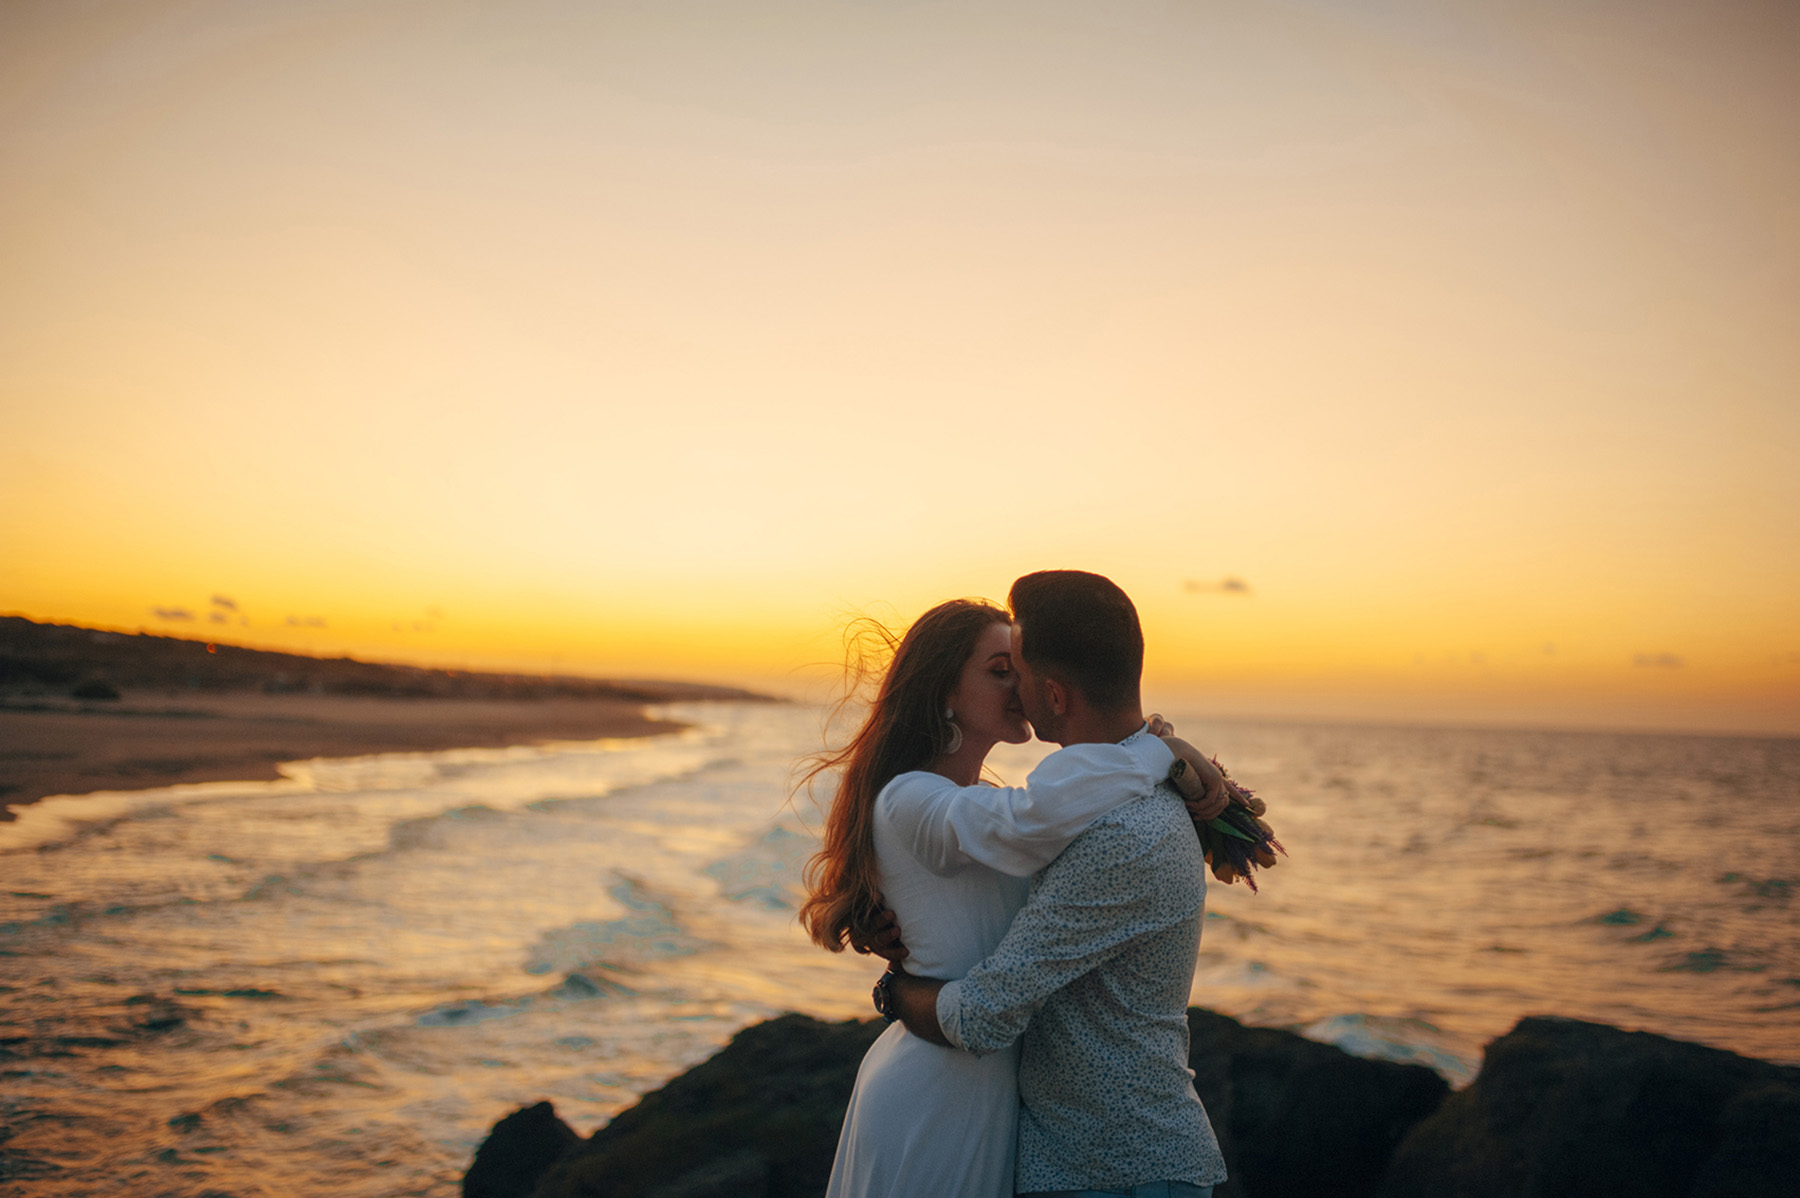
[1009,621,1062,744]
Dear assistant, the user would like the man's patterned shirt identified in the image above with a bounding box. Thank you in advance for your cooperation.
[937,768,1227,1192]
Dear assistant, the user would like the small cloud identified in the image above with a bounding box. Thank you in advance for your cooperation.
[210,594,238,611]
[1184,577,1252,595]
[208,611,228,624]
[286,615,328,629]
[1541,642,1557,655]
[426,605,446,621]
[1634,652,1684,668]
[152,606,195,621]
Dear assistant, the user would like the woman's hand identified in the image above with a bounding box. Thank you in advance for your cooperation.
[851,901,909,963]
[1147,714,1229,822]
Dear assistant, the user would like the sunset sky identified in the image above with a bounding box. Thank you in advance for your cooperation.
[3,0,1796,733]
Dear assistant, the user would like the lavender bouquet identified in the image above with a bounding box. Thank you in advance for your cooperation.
[1171,757,1285,892]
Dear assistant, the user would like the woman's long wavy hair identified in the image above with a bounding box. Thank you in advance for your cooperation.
[797,598,1011,953]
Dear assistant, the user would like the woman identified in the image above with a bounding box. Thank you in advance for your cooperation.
[799,599,1214,1198]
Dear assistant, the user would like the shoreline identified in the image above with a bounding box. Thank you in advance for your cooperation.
[0,691,697,819]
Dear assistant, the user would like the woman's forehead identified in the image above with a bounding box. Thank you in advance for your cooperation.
[974,621,1013,655]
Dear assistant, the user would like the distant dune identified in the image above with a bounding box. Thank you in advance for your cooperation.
[0,615,769,704]
[0,616,775,817]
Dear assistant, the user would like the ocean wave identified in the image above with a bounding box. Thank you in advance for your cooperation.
[522,876,711,976]
[702,824,811,910]
[1301,1013,1479,1086]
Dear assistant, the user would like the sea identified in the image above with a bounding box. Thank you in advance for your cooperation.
[2,701,1796,1197]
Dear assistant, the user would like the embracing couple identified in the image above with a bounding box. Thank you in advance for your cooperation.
[800,570,1231,1198]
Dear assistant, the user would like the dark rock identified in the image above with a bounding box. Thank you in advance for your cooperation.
[70,679,120,700]
[486,1010,1447,1198]
[530,1014,883,1198]
[1376,1016,1800,1198]
[1187,1009,1450,1198]
[646,1150,769,1198]
[471,1011,1800,1198]
[465,1102,581,1198]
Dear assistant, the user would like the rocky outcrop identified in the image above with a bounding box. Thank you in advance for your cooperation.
[465,1011,1800,1198]
[465,1102,582,1198]
[1187,1010,1449,1198]
[466,1008,1448,1198]
[1376,1016,1800,1198]
[530,1014,884,1198]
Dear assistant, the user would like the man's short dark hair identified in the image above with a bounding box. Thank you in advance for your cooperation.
[1007,570,1143,711]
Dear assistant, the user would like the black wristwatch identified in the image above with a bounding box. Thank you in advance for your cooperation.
[872,967,900,1023]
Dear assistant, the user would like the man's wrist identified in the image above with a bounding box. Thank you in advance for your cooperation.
[884,970,953,1048]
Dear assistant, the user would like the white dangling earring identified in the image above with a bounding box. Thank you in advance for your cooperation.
[944,707,963,755]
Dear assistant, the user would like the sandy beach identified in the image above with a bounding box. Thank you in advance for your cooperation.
[0,692,685,817]
[0,615,774,817]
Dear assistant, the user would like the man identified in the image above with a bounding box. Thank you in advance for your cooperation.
[882,570,1228,1198]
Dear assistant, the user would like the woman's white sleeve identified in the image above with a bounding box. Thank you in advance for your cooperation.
[877,735,1175,878]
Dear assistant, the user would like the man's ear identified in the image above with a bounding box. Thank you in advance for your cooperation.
[1044,677,1069,717]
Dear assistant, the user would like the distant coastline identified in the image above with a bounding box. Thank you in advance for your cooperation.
[0,615,775,818]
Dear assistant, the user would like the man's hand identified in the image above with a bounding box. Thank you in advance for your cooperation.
[886,970,951,1047]
[850,902,908,963]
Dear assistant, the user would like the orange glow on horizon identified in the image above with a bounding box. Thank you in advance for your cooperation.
[3,1,1796,735]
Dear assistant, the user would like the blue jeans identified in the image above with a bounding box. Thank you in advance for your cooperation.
[1024,1184,1214,1198]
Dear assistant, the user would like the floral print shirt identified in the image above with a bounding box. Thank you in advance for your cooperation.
[936,743,1227,1192]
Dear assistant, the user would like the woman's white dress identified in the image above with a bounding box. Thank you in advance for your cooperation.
[825,791,1029,1197]
[822,734,1175,1198]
